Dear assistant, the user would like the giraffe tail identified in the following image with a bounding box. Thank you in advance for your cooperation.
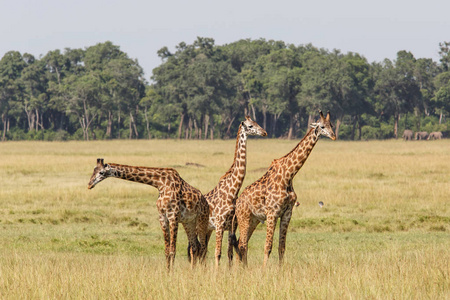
[187,243,192,263]
[230,213,242,260]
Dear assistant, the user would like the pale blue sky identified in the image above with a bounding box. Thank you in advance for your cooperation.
[1,0,449,78]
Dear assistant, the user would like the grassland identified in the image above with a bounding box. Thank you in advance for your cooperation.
[0,138,449,299]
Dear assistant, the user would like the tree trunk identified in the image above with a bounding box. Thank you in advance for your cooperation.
[358,119,362,140]
[117,108,121,139]
[129,112,138,139]
[287,113,294,140]
[308,114,314,127]
[210,114,214,140]
[106,110,113,138]
[194,119,199,139]
[335,118,341,140]
[132,110,139,139]
[351,115,357,140]
[2,114,7,141]
[394,112,399,139]
[204,114,209,140]
[262,106,267,131]
[272,113,280,138]
[24,103,35,132]
[250,104,257,120]
[225,116,236,139]
[178,112,185,139]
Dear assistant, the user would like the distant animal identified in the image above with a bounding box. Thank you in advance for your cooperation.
[427,131,443,140]
[415,131,428,140]
[402,129,413,141]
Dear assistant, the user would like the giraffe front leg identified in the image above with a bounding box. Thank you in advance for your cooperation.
[263,215,277,268]
[214,223,224,268]
[158,214,171,271]
[197,211,210,264]
[278,208,293,265]
[168,217,179,270]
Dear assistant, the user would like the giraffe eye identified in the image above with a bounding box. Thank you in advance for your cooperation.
[99,171,105,176]
[248,125,253,128]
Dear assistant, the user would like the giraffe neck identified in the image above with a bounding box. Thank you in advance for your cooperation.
[206,124,247,201]
[278,127,320,180]
[108,163,168,190]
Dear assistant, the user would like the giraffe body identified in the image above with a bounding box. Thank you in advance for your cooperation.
[204,116,267,267]
[235,111,336,267]
[88,160,209,270]
[186,116,267,267]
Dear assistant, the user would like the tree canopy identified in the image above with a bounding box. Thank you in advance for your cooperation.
[0,39,448,141]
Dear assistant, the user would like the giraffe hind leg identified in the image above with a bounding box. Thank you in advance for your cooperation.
[182,221,200,267]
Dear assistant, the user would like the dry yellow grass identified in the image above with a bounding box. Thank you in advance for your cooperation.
[0,139,449,299]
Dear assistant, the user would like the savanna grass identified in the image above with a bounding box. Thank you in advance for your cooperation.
[0,139,449,299]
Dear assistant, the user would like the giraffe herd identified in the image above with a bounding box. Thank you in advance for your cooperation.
[88,111,336,270]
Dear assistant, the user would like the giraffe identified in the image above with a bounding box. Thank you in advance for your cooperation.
[198,116,267,267]
[235,110,336,267]
[88,159,209,270]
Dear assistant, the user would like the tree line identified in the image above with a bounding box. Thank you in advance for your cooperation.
[1,38,449,141]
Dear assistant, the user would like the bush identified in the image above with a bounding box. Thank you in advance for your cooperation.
[380,123,394,139]
[53,130,69,141]
[337,124,352,140]
[70,128,85,141]
[8,129,27,140]
[93,129,106,140]
[361,126,379,140]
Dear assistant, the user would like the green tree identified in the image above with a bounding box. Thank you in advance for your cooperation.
[373,51,421,138]
[432,72,450,123]
[438,41,450,71]
[0,51,26,140]
[63,72,102,140]
[21,55,49,132]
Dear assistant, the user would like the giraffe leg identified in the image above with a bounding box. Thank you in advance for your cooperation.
[196,207,210,264]
[182,221,199,268]
[168,215,179,270]
[158,214,171,271]
[214,217,227,267]
[237,216,259,266]
[263,215,277,268]
[236,214,249,266]
[278,208,293,265]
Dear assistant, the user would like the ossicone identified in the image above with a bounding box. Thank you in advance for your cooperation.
[319,110,325,120]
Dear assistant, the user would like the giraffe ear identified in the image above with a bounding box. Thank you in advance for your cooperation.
[310,122,318,128]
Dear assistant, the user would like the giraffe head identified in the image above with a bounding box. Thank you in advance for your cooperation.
[88,158,111,189]
[241,116,267,137]
[310,110,336,140]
